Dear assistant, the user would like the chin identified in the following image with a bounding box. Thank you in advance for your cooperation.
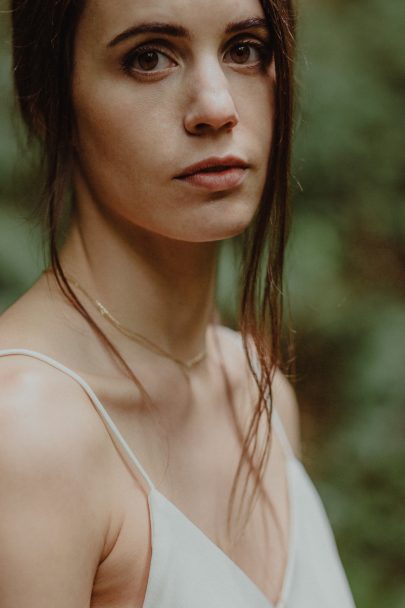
[204,201,258,241]
[180,209,256,243]
[206,221,251,242]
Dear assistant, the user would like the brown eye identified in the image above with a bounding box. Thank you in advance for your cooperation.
[121,46,177,75]
[137,50,160,71]
[224,41,268,68]
[230,43,252,64]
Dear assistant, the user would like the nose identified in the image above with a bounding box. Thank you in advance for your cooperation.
[183,61,239,136]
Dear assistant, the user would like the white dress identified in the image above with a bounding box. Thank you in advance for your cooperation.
[0,347,356,607]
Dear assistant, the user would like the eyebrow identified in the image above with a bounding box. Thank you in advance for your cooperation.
[107,17,269,48]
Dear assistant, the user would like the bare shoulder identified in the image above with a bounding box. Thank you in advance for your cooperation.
[0,355,112,545]
[212,325,301,459]
[0,354,110,463]
[0,353,113,509]
[0,355,113,605]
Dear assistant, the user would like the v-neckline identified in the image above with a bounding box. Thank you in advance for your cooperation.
[0,348,297,607]
[147,455,297,608]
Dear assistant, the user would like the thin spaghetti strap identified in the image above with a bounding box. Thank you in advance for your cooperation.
[0,348,155,491]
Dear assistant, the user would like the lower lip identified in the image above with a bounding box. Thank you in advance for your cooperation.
[175,168,247,192]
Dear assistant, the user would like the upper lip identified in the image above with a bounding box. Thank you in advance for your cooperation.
[175,156,250,178]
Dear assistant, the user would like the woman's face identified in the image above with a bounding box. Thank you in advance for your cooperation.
[72,0,275,242]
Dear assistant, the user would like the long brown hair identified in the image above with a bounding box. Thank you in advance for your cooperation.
[11,0,296,539]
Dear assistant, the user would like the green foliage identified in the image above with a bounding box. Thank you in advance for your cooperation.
[286,1,405,606]
[0,2,404,606]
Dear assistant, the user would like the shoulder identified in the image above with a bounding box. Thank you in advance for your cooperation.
[0,355,116,603]
[212,325,301,459]
[0,354,112,526]
[0,354,107,449]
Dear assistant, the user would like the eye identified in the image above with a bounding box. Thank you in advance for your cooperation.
[121,45,177,75]
[224,40,272,68]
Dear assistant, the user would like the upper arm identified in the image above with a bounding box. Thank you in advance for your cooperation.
[0,362,110,607]
[272,369,302,459]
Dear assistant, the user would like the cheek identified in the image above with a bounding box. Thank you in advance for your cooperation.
[71,61,275,232]
[72,83,168,175]
[234,69,275,139]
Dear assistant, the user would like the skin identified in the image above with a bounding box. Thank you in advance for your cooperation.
[60,0,275,361]
[0,0,301,606]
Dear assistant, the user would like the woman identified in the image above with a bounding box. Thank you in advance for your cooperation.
[0,0,356,606]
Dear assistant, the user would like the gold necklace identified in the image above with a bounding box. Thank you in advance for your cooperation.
[63,273,207,371]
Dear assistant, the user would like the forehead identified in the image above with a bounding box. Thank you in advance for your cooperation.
[80,0,266,43]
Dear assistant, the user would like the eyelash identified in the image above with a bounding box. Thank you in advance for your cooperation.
[120,37,273,78]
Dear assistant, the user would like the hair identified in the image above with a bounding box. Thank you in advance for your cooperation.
[11,0,296,541]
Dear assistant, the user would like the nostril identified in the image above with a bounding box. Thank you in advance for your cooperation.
[224,118,237,131]
[186,114,239,136]
[183,91,240,135]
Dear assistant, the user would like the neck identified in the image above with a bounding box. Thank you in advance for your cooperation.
[58,207,219,363]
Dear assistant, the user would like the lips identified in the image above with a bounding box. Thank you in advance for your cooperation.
[175,156,250,178]
[174,156,250,192]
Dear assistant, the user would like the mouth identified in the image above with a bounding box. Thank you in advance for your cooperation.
[187,164,235,174]
[174,156,250,192]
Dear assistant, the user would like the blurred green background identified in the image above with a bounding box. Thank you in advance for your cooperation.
[1,1,404,606]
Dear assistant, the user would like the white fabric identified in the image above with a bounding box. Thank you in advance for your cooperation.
[0,347,356,607]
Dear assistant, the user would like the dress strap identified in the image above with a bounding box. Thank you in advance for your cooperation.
[0,349,155,491]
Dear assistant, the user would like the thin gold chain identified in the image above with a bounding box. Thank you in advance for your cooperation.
[62,273,207,371]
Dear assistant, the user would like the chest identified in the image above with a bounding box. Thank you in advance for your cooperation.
[89,407,290,608]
